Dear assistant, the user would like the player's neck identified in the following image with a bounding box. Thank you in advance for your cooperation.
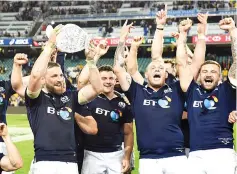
[103,91,116,100]
[148,84,161,92]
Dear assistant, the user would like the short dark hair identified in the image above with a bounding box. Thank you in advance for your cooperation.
[98,65,114,73]
[47,62,61,69]
[200,60,221,71]
[164,60,176,68]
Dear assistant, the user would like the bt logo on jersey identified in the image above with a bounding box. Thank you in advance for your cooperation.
[143,96,171,108]
[193,96,218,109]
[95,108,110,116]
[47,107,72,120]
[95,108,122,121]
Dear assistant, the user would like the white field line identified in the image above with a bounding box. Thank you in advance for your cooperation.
[8,127,33,142]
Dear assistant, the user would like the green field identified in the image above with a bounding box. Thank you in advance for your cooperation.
[6,114,236,174]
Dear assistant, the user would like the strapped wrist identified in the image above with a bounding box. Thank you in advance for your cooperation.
[86,60,97,68]
[157,24,164,29]
[197,33,206,40]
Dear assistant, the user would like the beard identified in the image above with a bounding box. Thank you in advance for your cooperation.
[45,83,65,95]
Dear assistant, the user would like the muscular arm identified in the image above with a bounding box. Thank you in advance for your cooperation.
[123,123,134,162]
[0,135,23,171]
[78,63,103,105]
[28,42,55,96]
[126,46,144,85]
[177,32,193,92]
[151,29,164,62]
[77,55,100,90]
[75,113,98,135]
[228,28,237,86]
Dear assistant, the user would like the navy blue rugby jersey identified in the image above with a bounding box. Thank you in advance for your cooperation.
[127,80,185,159]
[25,89,79,162]
[0,80,15,124]
[74,104,92,163]
[84,94,133,152]
[185,79,236,151]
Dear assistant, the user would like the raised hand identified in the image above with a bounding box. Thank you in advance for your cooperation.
[228,111,237,123]
[131,36,144,49]
[14,53,28,65]
[120,20,134,41]
[156,4,167,26]
[219,17,236,32]
[178,18,193,33]
[95,39,110,58]
[0,123,8,137]
[197,13,208,35]
[171,32,180,46]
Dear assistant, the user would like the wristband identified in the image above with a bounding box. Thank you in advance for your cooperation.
[86,60,97,69]
[157,24,164,29]
[197,33,206,40]
[157,28,164,30]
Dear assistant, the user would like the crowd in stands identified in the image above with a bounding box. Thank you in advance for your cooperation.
[0,1,23,13]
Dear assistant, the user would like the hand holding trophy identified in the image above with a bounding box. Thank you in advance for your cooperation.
[46,24,91,53]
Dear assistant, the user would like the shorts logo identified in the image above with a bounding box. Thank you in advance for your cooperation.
[218,138,232,145]
[59,107,72,120]
[158,96,171,108]
[110,109,122,122]
[118,102,126,108]
[204,96,218,110]
[0,93,5,105]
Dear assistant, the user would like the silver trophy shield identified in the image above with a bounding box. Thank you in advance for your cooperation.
[55,24,90,53]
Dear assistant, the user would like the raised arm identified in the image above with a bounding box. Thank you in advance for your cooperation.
[11,54,29,97]
[77,40,109,90]
[191,13,208,80]
[219,18,237,86]
[176,19,194,92]
[0,123,23,171]
[151,5,167,61]
[171,32,194,61]
[28,34,56,96]
[78,44,107,104]
[126,36,145,85]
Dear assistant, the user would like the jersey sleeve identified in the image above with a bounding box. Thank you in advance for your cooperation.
[5,80,15,98]
[121,105,133,124]
[75,104,92,117]
[25,88,42,107]
[124,79,139,103]
[221,80,236,110]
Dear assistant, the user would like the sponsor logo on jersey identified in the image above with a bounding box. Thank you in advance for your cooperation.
[158,96,172,108]
[47,106,72,120]
[95,108,122,122]
[193,95,218,110]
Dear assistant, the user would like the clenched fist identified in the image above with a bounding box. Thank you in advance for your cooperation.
[219,17,236,32]
[178,18,193,33]
[14,53,28,65]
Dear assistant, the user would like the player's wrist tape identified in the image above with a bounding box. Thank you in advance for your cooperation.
[197,33,206,40]
[157,24,164,29]
[86,60,97,68]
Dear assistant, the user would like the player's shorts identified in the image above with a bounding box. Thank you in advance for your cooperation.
[81,149,124,174]
[188,148,237,174]
[29,161,78,174]
[139,155,188,174]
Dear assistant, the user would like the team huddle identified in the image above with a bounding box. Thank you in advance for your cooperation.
[0,7,236,174]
